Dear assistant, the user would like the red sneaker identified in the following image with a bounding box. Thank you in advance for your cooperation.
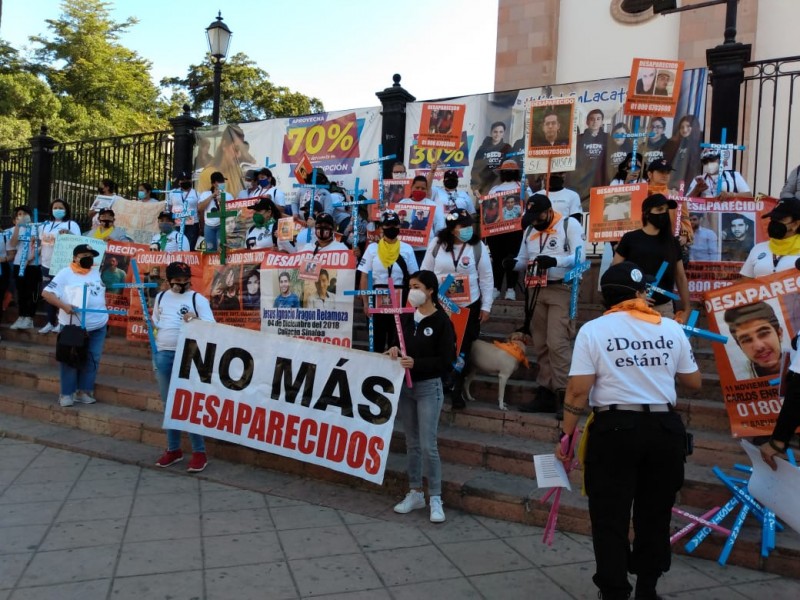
[155,449,183,468]
[187,452,207,473]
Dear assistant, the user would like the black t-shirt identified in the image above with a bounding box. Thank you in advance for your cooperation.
[615,229,680,305]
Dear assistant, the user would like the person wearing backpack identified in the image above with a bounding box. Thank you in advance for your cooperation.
[504,194,584,417]
[152,261,215,473]
[686,148,751,199]
[421,209,493,408]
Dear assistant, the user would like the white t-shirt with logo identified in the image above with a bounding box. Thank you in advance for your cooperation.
[432,187,475,215]
[569,312,698,407]
[740,241,800,278]
[46,268,109,331]
[200,191,233,227]
[420,239,494,312]
[152,290,215,351]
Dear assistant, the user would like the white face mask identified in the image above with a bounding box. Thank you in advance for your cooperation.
[704,161,720,176]
[408,288,427,307]
[392,171,406,180]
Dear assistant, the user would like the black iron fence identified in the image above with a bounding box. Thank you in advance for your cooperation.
[0,147,33,226]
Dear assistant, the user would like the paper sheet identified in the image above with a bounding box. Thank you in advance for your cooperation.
[741,440,800,534]
[533,454,572,490]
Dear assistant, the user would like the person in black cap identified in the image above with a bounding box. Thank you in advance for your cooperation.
[505,193,584,416]
[427,161,476,216]
[150,211,190,252]
[237,169,260,199]
[357,210,419,352]
[740,198,800,278]
[245,197,281,250]
[613,193,690,319]
[556,260,700,600]
[299,211,349,253]
[167,171,201,250]
[87,209,131,242]
[152,261,215,473]
[43,244,108,408]
[198,171,233,252]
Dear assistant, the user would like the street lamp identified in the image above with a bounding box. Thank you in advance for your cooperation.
[206,11,232,126]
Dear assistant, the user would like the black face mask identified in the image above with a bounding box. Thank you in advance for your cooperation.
[78,256,94,269]
[648,212,671,232]
[316,227,333,241]
[530,210,552,231]
[443,177,458,190]
[548,176,564,191]
[768,220,788,240]
[170,281,190,294]
[383,227,399,240]
[179,181,192,190]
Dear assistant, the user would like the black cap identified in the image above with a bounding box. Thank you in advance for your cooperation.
[244,169,258,180]
[647,158,674,173]
[380,210,401,227]
[601,261,654,296]
[525,193,551,215]
[98,208,115,218]
[249,197,275,212]
[443,170,459,180]
[642,193,678,212]
[73,244,100,257]
[166,261,192,279]
[210,171,227,183]
[315,212,335,228]
[157,210,174,221]
[763,198,800,221]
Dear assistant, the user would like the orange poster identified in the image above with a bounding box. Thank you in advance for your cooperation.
[371,179,412,220]
[417,103,466,151]
[625,58,684,117]
[479,190,523,237]
[202,249,271,331]
[294,153,314,184]
[392,202,436,249]
[587,183,647,242]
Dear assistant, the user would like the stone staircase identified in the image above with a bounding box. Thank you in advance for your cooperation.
[0,288,798,579]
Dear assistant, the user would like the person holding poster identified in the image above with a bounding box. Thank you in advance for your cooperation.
[421,209,493,407]
[613,194,689,319]
[555,261,700,600]
[245,197,280,250]
[198,171,233,252]
[152,261,215,473]
[150,212,190,252]
[167,172,201,250]
[610,153,645,186]
[428,164,475,216]
[8,206,42,331]
[505,195,584,416]
[38,199,81,334]
[299,212,350,253]
[389,270,456,524]
[357,210,419,352]
[404,176,444,265]
[687,149,751,199]
[740,198,800,278]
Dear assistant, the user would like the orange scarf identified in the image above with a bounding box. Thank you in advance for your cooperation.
[493,340,530,368]
[69,262,91,275]
[603,298,661,324]
[527,211,562,240]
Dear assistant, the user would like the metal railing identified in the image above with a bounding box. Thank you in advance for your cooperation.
[0,147,33,226]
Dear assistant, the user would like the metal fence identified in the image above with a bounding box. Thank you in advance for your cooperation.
[0,147,33,226]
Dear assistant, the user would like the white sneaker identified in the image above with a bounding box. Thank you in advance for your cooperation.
[504,289,516,301]
[38,322,54,334]
[16,317,33,330]
[393,490,426,514]
[74,391,96,405]
[430,496,446,523]
[59,394,74,407]
[9,317,25,330]
[492,289,501,300]
[52,323,63,334]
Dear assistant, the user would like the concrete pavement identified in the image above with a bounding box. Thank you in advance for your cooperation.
[1,429,798,599]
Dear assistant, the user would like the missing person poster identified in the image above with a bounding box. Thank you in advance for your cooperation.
[587,184,647,242]
[164,320,405,484]
[704,270,800,437]
[371,179,412,219]
[260,249,356,347]
[527,98,576,159]
[392,202,436,248]
[417,103,466,151]
[479,190,523,237]
[101,241,148,327]
[202,249,270,330]
[625,58,685,117]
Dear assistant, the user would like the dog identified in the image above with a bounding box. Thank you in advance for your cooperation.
[462,331,531,411]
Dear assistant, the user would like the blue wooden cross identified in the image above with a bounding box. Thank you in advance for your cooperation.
[700,128,747,196]
[436,274,462,314]
[292,167,330,244]
[613,117,653,173]
[18,208,40,277]
[332,177,374,247]
[264,157,277,169]
[646,261,680,302]
[359,144,397,213]
[76,283,128,330]
[564,246,591,320]
[169,189,195,251]
[344,271,389,353]
[130,259,159,363]
[681,310,728,343]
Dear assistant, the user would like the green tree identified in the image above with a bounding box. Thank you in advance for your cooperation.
[0,72,64,147]
[161,52,324,123]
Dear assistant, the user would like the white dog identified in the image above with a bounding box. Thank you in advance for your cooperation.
[462,331,531,411]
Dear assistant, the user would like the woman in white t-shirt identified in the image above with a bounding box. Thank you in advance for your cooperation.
[38,199,81,334]
[43,244,109,409]
[198,171,233,252]
[740,198,800,278]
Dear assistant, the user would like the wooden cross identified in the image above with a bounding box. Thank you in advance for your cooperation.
[76,283,128,330]
[359,144,397,213]
[613,117,653,173]
[292,167,330,244]
[169,189,196,250]
[17,208,40,277]
[367,278,414,387]
[563,246,591,320]
[332,177,374,247]
[670,506,730,546]
[206,192,239,265]
[646,261,680,302]
[700,128,747,195]
[343,271,389,352]
[681,310,728,344]
[130,259,159,364]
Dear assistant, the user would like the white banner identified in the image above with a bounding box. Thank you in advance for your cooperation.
[164,320,403,484]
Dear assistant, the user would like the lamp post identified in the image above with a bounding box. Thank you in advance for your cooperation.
[205,11,232,126]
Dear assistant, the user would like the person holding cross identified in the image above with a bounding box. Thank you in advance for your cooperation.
[687,149,751,199]
[245,197,281,250]
[43,244,108,408]
[199,171,233,252]
[299,212,349,254]
[150,212,190,252]
[8,206,42,331]
[168,171,201,250]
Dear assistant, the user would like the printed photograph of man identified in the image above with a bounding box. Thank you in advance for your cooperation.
[602,194,632,221]
[531,107,569,147]
[273,270,301,308]
[410,207,430,231]
[502,194,521,221]
[304,268,335,309]
[481,196,500,224]
[721,213,755,262]
[723,301,787,381]
[100,255,127,295]
[688,212,720,262]
[654,70,674,97]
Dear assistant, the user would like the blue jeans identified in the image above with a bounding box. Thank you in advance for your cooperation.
[399,377,444,496]
[155,349,205,453]
[203,224,219,252]
[60,326,107,395]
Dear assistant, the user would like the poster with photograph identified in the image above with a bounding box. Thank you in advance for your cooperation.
[101,241,149,327]
[527,97,576,159]
[479,190,523,237]
[704,270,800,437]
[417,103,466,151]
[391,202,436,248]
[371,179,412,219]
[202,249,270,331]
[260,249,356,347]
[587,184,647,242]
[625,58,685,117]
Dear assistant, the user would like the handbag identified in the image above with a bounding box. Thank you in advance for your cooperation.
[55,314,89,368]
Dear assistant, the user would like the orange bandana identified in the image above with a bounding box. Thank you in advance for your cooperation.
[604,298,661,324]
[493,340,530,368]
[527,211,562,240]
[69,262,91,275]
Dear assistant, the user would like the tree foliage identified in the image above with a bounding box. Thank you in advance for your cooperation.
[161,52,324,123]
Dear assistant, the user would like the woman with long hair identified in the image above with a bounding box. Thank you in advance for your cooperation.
[663,115,703,190]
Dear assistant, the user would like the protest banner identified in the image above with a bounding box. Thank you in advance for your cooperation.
[526,97,576,159]
[50,234,107,274]
[625,58,685,117]
[111,197,166,245]
[370,179,411,219]
[417,102,466,151]
[101,241,148,327]
[202,249,270,330]
[587,184,648,242]
[164,320,404,484]
[126,251,204,342]
[392,202,436,249]
[479,190,523,237]
[260,249,356,347]
[684,195,776,301]
[704,270,800,437]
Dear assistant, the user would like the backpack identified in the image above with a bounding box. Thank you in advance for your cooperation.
[156,290,198,315]
[431,240,483,265]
